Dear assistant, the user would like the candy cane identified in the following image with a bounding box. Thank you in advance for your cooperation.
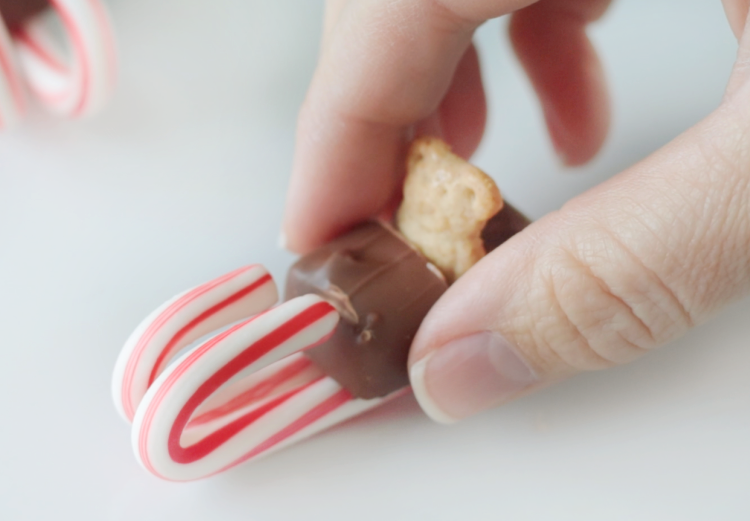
[0,13,25,130]
[113,265,279,422]
[13,0,116,117]
[113,267,387,481]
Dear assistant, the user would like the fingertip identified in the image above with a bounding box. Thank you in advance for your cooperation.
[284,99,407,253]
[409,330,539,422]
[410,353,459,424]
[721,0,750,40]
[510,5,611,167]
[281,188,322,254]
[544,78,610,167]
[277,230,289,251]
[438,44,488,160]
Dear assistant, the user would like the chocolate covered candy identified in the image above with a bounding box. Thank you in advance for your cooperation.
[113,137,532,479]
[284,202,530,399]
[482,202,531,253]
[285,138,531,400]
[284,221,448,399]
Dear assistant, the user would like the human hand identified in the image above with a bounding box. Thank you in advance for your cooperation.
[283,0,750,423]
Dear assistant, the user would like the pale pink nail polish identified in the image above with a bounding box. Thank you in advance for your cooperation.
[277,231,289,251]
[410,331,537,423]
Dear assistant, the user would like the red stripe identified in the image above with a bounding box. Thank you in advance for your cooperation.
[219,388,352,473]
[139,309,261,476]
[171,378,324,464]
[14,30,68,73]
[50,0,89,114]
[147,273,273,386]
[0,34,23,114]
[86,0,116,86]
[29,89,68,102]
[188,356,314,427]
[163,301,335,465]
[121,265,262,420]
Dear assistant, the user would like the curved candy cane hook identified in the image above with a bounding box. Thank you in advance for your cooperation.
[113,266,387,481]
[113,265,279,421]
[0,13,25,129]
[13,0,116,117]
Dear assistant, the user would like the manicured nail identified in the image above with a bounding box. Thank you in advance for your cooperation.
[410,331,537,424]
[277,231,288,251]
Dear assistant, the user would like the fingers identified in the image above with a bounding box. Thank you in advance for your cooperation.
[321,0,350,49]
[285,0,615,252]
[414,43,487,160]
[284,0,539,253]
[510,0,612,165]
[721,0,750,39]
[409,81,750,423]
[435,44,487,160]
[725,0,750,98]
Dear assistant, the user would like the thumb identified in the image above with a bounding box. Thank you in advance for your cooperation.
[408,89,750,424]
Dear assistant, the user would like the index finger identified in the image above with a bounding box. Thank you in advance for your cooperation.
[283,0,536,253]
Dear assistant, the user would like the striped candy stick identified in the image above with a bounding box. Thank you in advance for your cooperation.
[13,0,116,117]
[113,266,387,481]
[0,11,25,129]
[113,265,279,422]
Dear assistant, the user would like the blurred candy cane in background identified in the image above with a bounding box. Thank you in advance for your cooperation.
[0,0,116,130]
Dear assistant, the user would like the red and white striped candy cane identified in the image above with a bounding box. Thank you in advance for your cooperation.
[113,265,279,422]
[0,13,25,130]
[13,0,116,117]
[113,266,387,481]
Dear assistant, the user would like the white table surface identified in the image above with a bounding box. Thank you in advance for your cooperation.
[1,1,748,519]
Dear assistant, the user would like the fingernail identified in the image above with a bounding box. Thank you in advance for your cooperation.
[410,331,537,424]
[277,231,288,251]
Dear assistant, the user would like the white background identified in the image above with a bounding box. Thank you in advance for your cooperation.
[1,0,749,519]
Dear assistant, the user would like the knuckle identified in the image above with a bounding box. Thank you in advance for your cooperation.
[523,225,692,375]
[311,0,478,127]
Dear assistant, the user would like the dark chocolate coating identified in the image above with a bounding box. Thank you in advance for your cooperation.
[284,222,448,399]
[0,0,48,30]
[482,202,531,253]
[285,203,530,400]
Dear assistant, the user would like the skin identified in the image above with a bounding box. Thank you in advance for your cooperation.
[284,0,750,420]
